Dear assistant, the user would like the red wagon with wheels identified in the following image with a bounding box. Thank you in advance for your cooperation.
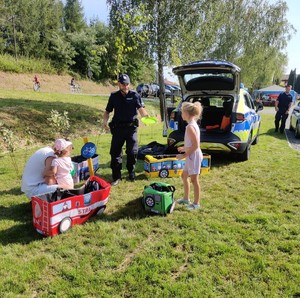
[31,176,111,237]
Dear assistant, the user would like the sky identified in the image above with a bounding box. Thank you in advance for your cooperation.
[83,0,300,75]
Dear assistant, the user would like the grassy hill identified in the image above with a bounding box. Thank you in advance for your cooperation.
[0,71,116,94]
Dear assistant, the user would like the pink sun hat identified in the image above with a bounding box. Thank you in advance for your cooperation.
[54,138,73,151]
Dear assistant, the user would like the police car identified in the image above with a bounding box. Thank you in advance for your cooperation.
[166,60,263,161]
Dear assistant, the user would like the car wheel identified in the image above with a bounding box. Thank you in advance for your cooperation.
[295,123,300,139]
[145,195,155,208]
[237,134,251,162]
[159,169,169,178]
[238,145,250,161]
[96,206,106,216]
[59,217,72,233]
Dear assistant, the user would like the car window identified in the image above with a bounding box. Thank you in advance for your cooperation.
[244,93,255,110]
[183,71,234,91]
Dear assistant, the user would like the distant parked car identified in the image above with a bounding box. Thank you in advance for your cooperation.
[169,85,181,96]
[158,84,173,98]
[289,101,300,138]
[148,83,160,97]
[261,94,278,106]
[137,82,159,97]
[137,83,181,98]
[136,83,150,97]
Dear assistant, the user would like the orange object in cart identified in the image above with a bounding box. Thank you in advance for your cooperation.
[31,176,110,237]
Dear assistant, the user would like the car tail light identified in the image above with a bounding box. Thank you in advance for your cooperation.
[228,142,241,150]
[235,113,245,123]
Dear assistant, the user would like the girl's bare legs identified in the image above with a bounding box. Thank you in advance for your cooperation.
[181,170,190,200]
[190,174,200,205]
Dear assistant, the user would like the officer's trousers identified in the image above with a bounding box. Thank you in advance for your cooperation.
[110,126,138,180]
[275,111,288,132]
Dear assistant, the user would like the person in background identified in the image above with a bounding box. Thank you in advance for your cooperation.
[275,84,293,133]
[70,77,75,86]
[34,75,40,86]
[176,102,203,210]
[103,74,149,186]
[33,75,40,91]
[45,139,74,190]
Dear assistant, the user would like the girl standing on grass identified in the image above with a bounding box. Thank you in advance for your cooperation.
[176,102,203,210]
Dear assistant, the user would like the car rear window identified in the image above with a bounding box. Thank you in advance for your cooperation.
[183,71,234,91]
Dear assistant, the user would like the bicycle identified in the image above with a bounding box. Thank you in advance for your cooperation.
[33,82,41,92]
[70,84,81,93]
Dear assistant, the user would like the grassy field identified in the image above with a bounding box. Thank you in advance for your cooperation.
[0,90,300,297]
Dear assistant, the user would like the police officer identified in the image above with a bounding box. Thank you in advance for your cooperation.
[275,84,293,133]
[103,74,149,186]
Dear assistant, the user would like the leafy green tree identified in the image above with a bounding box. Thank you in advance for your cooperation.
[0,0,64,58]
[294,74,300,94]
[48,33,76,73]
[106,0,150,82]
[288,68,297,88]
[66,26,110,78]
[88,20,111,81]
[63,0,86,33]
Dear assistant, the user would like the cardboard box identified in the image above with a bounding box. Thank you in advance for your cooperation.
[142,182,176,215]
[71,154,99,184]
[144,153,211,178]
[31,176,110,237]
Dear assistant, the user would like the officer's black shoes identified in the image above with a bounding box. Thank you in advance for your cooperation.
[111,179,121,186]
[128,172,135,181]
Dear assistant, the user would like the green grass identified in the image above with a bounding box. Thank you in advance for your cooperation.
[0,92,300,297]
[0,54,56,74]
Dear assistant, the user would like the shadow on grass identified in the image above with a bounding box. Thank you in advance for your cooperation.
[0,201,41,245]
[0,187,23,196]
[259,128,288,138]
[102,196,149,222]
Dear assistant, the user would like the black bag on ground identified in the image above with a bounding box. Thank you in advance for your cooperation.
[137,141,168,160]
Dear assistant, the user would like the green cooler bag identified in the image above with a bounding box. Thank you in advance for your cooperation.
[142,182,176,215]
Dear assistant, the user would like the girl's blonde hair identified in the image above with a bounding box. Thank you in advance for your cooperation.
[181,101,203,119]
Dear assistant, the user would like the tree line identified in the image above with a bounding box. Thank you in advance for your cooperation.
[0,0,297,92]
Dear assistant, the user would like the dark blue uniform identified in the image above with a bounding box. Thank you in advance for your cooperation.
[275,92,292,133]
[105,90,144,181]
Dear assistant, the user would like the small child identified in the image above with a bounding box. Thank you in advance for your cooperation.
[46,138,74,189]
[176,102,203,210]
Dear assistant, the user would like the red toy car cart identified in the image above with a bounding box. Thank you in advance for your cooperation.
[31,176,111,237]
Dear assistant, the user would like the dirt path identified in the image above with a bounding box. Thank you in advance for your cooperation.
[0,72,116,95]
